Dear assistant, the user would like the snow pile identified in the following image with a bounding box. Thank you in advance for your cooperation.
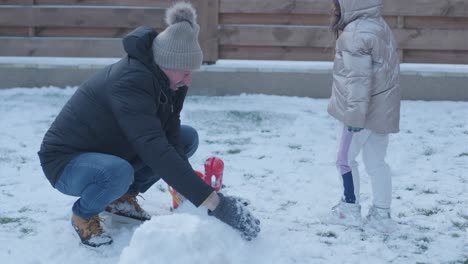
[0,87,467,264]
[119,205,277,264]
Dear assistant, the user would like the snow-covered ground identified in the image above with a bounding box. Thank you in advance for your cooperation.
[0,87,467,264]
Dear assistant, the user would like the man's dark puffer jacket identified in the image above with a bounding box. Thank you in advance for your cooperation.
[38,26,213,206]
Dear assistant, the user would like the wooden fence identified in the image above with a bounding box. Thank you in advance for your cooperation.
[1,0,467,64]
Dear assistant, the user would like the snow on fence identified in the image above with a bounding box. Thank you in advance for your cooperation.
[0,0,467,64]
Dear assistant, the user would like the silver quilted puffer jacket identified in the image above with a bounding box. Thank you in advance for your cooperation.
[328,0,401,134]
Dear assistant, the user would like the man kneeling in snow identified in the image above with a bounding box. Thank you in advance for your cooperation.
[38,2,260,247]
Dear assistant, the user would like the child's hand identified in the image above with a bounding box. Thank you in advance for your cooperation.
[347,126,363,132]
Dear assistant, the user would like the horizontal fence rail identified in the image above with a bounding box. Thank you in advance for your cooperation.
[0,0,467,64]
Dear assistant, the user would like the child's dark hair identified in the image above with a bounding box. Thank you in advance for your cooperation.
[331,0,341,39]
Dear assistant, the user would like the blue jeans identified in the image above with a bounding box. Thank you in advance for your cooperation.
[55,125,199,219]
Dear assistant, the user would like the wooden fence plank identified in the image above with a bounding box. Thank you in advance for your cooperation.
[404,50,468,64]
[33,27,132,38]
[0,27,29,37]
[220,0,330,15]
[220,0,468,17]
[0,37,124,57]
[0,7,32,26]
[384,0,468,17]
[0,0,33,4]
[33,0,171,6]
[221,14,330,26]
[220,45,334,61]
[32,27,166,37]
[0,6,166,28]
[193,0,219,63]
[220,25,468,51]
[405,16,468,30]
[219,25,334,48]
[220,14,398,28]
[394,28,468,51]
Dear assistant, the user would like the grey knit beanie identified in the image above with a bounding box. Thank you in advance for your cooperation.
[152,2,203,70]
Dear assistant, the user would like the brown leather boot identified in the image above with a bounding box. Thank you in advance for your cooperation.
[105,194,151,221]
[71,214,112,247]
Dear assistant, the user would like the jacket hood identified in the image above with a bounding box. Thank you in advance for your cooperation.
[337,0,383,29]
[122,26,158,68]
[122,26,171,99]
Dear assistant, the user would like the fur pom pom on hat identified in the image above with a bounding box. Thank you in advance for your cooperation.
[153,2,203,71]
[165,1,197,26]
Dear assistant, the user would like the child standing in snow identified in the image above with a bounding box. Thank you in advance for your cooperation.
[327,0,401,232]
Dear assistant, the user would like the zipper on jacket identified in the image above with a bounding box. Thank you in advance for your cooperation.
[170,90,176,113]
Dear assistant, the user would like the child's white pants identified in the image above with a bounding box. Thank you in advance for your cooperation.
[336,125,392,209]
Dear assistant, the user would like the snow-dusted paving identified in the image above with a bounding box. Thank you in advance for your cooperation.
[0,87,467,264]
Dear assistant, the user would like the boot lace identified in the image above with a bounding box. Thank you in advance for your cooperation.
[87,216,105,237]
[124,194,145,212]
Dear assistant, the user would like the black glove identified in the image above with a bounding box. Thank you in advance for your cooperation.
[208,193,261,241]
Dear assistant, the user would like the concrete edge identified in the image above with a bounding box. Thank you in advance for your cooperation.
[0,57,467,101]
